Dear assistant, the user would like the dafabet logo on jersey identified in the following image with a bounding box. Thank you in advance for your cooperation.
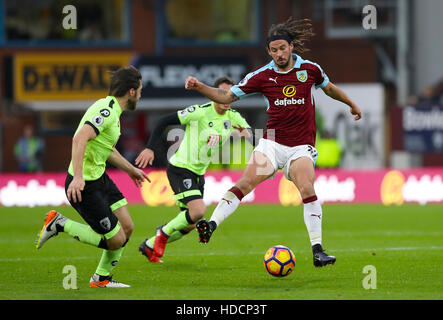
[282,85,296,97]
[275,85,305,106]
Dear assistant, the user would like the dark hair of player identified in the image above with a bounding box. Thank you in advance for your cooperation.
[266,17,315,54]
[109,65,142,97]
[214,76,235,88]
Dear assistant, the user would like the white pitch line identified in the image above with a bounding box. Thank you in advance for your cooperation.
[1,246,442,262]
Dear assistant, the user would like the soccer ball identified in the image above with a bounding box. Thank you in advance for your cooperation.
[264,245,296,277]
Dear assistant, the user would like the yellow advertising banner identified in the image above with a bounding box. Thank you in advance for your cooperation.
[14,53,133,101]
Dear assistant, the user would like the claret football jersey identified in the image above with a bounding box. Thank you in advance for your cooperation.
[231,54,329,147]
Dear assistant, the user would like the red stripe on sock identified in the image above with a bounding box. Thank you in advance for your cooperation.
[229,186,244,201]
[303,195,318,204]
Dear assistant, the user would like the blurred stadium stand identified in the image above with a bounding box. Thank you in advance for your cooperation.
[1,0,443,173]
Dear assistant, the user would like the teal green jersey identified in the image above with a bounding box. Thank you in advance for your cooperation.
[68,96,122,181]
[169,102,250,175]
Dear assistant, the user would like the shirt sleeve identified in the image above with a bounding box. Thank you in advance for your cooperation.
[84,105,114,136]
[177,105,205,125]
[313,64,329,89]
[230,71,262,99]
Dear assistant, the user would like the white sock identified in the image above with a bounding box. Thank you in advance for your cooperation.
[210,190,242,227]
[303,199,322,246]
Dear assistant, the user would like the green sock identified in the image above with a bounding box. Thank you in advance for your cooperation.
[64,219,104,247]
[168,231,186,243]
[163,211,191,236]
[95,247,125,277]
[146,230,185,248]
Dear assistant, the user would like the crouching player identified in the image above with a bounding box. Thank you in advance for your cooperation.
[36,66,150,287]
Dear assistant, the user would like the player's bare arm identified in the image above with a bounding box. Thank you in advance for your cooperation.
[108,148,151,187]
[67,124,97,203]
[322,82,362,120]
[185,76,239,104]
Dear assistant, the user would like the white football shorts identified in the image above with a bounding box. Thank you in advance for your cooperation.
[253,138,319,181]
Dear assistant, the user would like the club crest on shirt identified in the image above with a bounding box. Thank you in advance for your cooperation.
[296,70,308,82]
[224,120,230,130]
[93,115,104,126]
[183,179,192,189]
[238,77,248,86]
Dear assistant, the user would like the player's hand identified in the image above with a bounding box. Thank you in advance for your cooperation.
[129,167,151,188]
[350,104,362,121]
[67,176,85,203]
[135,148,154,168]
[232,125,251,138]
[232,124,246,132]
[185,76,201,90]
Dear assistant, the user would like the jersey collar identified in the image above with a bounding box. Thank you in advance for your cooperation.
[270,53,302,73]
[108,96,123,116]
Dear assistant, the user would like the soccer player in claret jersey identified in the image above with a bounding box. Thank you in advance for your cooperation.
[185,18,362,268]
[135,76,252,263]
[36,66,150,287]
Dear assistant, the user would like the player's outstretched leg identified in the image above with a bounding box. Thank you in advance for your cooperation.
[203,153,274,244]
[35,210,66,249]
[200,186,245,243]
[312,244,336,267]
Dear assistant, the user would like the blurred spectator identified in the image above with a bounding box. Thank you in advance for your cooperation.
[78,3,105,41]
[315,130,342,169]
[14,125,45,172]
[5,0,121,43]
[408,76,443,106]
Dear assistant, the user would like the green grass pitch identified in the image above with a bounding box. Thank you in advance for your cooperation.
[0,204,442,300]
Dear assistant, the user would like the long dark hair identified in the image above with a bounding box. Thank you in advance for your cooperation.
[109,65,142,97]
[266,17,315,54]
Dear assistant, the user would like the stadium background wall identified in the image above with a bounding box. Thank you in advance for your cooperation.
[1,0,443,172]
[1,168,443,207]
[0,0,380,173]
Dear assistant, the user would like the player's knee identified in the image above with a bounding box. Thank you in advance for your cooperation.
[187,199,206,222]
[110,240,125,250]
[107,241,121,250]
[122,221,134,238]
[107,231,127,250]
[189,206,206,222]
